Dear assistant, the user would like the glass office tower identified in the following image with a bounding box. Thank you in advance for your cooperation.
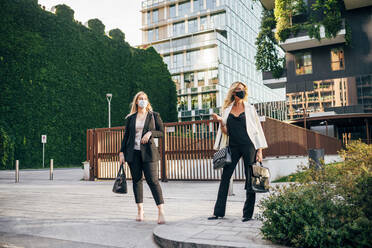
[141,0,285,121]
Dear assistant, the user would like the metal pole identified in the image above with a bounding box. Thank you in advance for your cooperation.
[15,160,19,183]
[50,159,53,180]
[108,100,111,128]
[326,120,328,136]
[42,143,45,168]
[106,93,112,128]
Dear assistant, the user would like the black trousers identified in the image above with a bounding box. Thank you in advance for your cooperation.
[128,150,164,205]
[213,143,256,218]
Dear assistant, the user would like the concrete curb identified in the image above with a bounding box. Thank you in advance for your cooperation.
[153,217,287,248]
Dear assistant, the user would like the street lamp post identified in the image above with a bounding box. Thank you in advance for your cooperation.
[320,120,328,136]
[106,93,112,128]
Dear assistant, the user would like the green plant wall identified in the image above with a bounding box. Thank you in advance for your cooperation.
[0,0,177,168]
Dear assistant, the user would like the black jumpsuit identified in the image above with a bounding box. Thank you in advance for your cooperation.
[213,112,257,218]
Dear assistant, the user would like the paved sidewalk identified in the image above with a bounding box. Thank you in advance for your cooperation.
[154,217,285,248]
[0,168,286,248]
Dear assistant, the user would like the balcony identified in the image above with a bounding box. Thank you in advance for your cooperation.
[262,70,287,89]
[279,25,346,52]
[343,0,372,10]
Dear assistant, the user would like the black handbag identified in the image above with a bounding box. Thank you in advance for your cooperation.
[213,146,232,169]
[112,163,127,194]
[251,162,270,193]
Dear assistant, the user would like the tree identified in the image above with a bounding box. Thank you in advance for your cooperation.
[88,18,105,35]
[54,4,74,21]
[274,0,306,41]
[255,10,285,79]
[109,28,125,43]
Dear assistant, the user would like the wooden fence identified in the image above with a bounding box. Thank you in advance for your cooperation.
[86,117,342,181]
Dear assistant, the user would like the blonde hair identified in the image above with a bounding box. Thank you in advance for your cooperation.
[127,91,153,117]
[222,81,249,111]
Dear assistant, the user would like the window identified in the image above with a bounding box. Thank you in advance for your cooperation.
[172,75,181,90]
[147,11,151,24]
[173,21,185,36]
[170,4,176,18]
[178,96,187,111]
[331,48,345,71]
[178,1,191,17]
[173,53,184,68]
[211,13,225,28]
[208,69,218,84]
[295,52,312,75]
[200,47,217,65]
[184,72,194,88]
[188,18,197,33]
[152,10,158,23]
[154,28,159,41]
[193,0,204,12]
[206,0,217,9]
[202,93,216,109]
[200,16,208,30]
[191,95,199,110]
[186,52,191,65]
[148,29,153,42]
[198,71,205,86]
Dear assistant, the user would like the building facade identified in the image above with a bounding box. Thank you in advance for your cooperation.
[260,0,372,119]
[140,0,285,121]
[259,0,372,143]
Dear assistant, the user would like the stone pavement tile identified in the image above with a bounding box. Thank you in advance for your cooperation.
[0,232,118,248]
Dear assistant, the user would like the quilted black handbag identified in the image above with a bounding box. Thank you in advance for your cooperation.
[213,146,232,169]
[112,163,127,194]
[251,162,270,193]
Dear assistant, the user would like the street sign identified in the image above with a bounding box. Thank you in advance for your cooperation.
[41,135,47,168]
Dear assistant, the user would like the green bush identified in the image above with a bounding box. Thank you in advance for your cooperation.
[259,140,372,248]
[0,126,15,169]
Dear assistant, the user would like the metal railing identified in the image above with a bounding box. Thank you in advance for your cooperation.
[87,118,342,180]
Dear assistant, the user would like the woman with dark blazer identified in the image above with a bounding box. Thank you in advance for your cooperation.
[119,91,165,224]
[208,81,268,222]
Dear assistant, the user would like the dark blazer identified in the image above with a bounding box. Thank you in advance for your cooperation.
[119,111,164,163]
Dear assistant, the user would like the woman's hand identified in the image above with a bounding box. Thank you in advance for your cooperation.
[141,131,152,144]
[119,152,125,165]
[256,149,263,163]
[212,113,223,122]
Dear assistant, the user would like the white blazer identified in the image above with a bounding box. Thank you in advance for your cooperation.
[213,102,268,150]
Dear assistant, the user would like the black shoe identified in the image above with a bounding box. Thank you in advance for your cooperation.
[242,217,252,222]
[208,215,222,220]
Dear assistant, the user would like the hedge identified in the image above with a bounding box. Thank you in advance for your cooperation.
[0,0,177,168]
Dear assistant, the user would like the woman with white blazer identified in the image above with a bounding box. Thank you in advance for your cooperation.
[208,81,268,222]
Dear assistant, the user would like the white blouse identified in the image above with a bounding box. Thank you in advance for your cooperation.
[134,117,145,150]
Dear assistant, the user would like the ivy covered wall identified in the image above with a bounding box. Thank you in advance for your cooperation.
[0,0,177,168]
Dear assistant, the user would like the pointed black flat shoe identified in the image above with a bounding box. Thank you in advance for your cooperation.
[208,215,222,220]
[242,217,252,222]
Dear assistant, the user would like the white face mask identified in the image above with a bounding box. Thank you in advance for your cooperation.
[138,99,148,109]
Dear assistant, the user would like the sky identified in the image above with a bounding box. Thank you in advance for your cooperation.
[38,0,142,46]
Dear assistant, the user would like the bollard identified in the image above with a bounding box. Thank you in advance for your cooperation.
[15,160,19,183]
[50,159,53,180]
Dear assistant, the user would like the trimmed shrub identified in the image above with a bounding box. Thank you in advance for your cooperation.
[259,140,372,248]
